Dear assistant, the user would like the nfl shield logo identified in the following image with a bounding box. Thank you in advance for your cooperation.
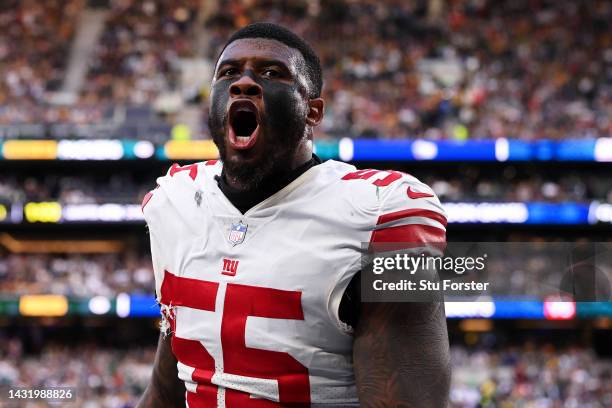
[228,221,248,246]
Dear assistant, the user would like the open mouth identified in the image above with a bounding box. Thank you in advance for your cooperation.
[228,100,261,150]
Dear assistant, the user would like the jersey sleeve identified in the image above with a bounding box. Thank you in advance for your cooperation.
[141,162,207,301]
[328,169,448,335]
[370,173,447,252]
[141,168,175,304]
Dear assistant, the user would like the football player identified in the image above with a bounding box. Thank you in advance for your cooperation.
[138,23,450,407]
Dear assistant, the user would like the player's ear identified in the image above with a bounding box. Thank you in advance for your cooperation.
[306,98,324,127]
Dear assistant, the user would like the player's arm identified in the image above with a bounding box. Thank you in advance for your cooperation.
[353,299,450,407]
[137,332,185,407]
[352,174,450,406]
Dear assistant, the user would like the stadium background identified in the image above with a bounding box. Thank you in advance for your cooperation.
[0,0,611,406]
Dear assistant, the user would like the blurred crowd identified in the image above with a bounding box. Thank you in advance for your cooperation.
[425,171,612,204]
[451,345,612,407]
[1,168,610,206]
[209,0,611,141]
[0,0,201,131]
[84,0,200,105]
[0,339,153,408]
[0,252,154,297]
[0,0,84,124]
[0,173,150,205]
[0,339,609,407]
[1,0,610,140]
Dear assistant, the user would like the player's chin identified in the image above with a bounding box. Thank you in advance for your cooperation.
[223,136,266,169]
[223,149,273,189]
[225,149,262,167]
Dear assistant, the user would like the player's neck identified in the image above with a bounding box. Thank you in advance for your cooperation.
[224,146,312,192]
[217,152,320,214]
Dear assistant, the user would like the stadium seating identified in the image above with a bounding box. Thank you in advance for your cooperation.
[1,0,609,140]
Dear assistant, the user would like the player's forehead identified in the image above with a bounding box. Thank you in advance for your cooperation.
[216,38,305,74]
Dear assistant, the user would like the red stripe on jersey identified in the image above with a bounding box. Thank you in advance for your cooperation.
[141,185,159,212]
[160,270,218,310]
[378,208,447,227]
[141,191,154,212]
[369,224,447,253]
[205,159,218,165]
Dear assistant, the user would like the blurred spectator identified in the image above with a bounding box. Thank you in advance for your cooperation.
[84,0,200,105]
[0,173,151,205]
[0,340,153,407]
[451,345,612,407]
[0,0,84,125]
[0,252,154,297]
[424,170,612,203]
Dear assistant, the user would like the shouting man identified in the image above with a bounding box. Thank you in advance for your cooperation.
[139,22,450,407]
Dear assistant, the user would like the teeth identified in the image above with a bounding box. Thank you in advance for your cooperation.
[237,136,251,142]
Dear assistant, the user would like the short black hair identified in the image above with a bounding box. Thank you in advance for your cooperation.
[218,22,323,98]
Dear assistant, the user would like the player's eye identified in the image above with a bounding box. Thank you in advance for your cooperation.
[219,68,238,78]
[261,68,280,79]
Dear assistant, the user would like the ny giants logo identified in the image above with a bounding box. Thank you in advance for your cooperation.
[221,258,239,276]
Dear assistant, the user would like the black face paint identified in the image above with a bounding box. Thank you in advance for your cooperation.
[208,73,308,190]
[208,79,231,157]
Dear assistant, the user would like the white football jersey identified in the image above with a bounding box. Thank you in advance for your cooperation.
[142,159,446,407]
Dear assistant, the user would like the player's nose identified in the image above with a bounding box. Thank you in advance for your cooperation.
[230,75,262,98]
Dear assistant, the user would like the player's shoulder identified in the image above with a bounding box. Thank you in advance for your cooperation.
[376,170,445,218]
[335,164,447,246]
[141,160,221,221]
[159,159,222,187]
[319,160,444,216]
